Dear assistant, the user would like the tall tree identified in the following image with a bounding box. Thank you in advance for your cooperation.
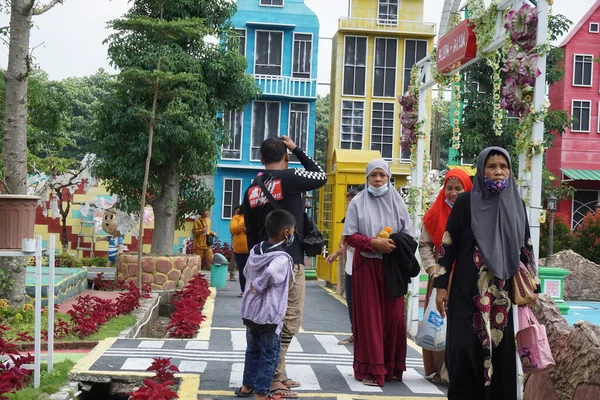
[0,0,65,306]
[93,0,258,255]
[314,94,329,169]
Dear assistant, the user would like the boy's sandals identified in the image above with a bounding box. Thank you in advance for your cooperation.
[234,386,255,397]
[269,387,298,399]
[338,336,354,345]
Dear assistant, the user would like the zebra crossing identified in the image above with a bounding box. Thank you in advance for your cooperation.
[91,329,446,397]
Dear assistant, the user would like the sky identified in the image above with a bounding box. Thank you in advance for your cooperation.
[0,0,596,95]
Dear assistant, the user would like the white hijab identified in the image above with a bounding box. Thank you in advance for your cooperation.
[342,159,413,258]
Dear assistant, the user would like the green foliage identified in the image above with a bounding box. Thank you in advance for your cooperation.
[539,212,572,258]
[55,253,83,269]
[314,94,329,169]
[0,269,14,293]
[92,0,259,232]
[80,257,112,267]
[6,360,75,400]
[571,212,600,265]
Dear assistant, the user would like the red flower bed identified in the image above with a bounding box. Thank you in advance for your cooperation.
[166,274,211,338]
[130,357,179,400]
[0,327,33,399]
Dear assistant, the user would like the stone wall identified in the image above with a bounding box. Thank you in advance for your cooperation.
[524,294,600,399]
[117,254,200,290]
[540,250,600,301]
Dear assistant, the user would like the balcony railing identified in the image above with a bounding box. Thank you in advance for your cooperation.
[254,74,317,99]
[338,17,436,36]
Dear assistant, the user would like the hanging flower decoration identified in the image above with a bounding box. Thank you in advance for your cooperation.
[486,51,504,136]
[451,72,462,150]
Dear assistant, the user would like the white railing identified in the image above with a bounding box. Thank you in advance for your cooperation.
[254,74,317,98]
[338,17,436,35]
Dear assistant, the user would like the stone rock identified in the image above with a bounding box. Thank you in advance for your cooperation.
[523,372,559,400]
[573,383,600,400]
[156,259,173,274]
[540,250,600,301]
[530,294,600,400]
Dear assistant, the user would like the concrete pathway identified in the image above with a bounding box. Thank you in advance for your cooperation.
[71,280,448,400]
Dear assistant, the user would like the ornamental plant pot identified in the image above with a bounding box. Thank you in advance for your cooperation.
[0,195,40,249]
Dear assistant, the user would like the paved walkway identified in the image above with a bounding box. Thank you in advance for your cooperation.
[72,280,448,400]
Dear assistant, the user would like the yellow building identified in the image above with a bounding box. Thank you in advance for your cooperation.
[317,0,436,284]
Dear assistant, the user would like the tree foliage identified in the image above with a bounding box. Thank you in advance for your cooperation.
[92,0,259,254]
[314,94,329,168]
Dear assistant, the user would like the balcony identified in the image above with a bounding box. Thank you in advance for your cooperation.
[338,17,436,37]
[254,75,317,99]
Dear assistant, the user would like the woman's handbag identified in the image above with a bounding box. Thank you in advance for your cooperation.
[511,262,537,305]
[516,306,556,374]
[415,288,446,351]
[199,220,214,246]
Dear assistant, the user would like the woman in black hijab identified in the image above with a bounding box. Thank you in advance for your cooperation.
[433,147,537,400]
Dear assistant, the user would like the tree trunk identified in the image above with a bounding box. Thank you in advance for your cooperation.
[150,162,180,255]
[3,0,34,195]
[1,1,34,307]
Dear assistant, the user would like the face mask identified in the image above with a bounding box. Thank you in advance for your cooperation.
[367,184,389,197]
[483,176,509,193]
[284,234,295,248]
[445,199,454,208]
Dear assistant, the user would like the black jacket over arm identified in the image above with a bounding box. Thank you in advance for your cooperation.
[382,232,420,297]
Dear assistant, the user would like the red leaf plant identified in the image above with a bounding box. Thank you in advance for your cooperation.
[129,357,179,400]
[166,274,211,338]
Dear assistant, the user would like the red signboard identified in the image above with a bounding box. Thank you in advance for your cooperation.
[436,19,477,73]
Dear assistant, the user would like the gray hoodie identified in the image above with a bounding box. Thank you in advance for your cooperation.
[240,242,294,334]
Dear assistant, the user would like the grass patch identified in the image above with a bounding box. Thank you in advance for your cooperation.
[5,313,136,342]
[7,359,75,400]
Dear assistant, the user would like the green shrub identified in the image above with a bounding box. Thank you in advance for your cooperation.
[55,253,82,268]
[539,212,572,258]
[571,211,600,265]
[91,257,110,267]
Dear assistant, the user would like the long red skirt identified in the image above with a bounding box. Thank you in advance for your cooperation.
[351,255,407,386]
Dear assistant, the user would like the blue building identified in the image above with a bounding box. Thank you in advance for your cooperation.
[211,0,320,241]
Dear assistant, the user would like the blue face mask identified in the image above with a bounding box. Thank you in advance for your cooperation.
[483,176,509,193]
[445,199,454,208]
[367,184,389,197]
[284,234,295,247]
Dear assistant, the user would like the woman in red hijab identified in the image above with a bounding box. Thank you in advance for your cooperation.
[418,168,472,384]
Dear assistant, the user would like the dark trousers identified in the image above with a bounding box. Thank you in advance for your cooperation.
[234,252,249,292]
[242,327,281,395]
[345,272,353,330]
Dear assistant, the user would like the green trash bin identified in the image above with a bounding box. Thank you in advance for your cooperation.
[211,253,229,289]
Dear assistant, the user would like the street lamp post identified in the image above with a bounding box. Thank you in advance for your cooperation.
[547,193,558,263]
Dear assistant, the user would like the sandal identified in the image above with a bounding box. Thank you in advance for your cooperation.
[338,335,354,345]
[362,378,382,387]
[269,387,298,399]
[234,386,255,397]
[280,378,301,388]
[431,373,443,383]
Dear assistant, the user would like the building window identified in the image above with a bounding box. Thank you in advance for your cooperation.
[255,31,283,75]
[403,39,428,94]
[571,100,591,132]
[589,22,599,33]
[235,29,246,56]
[288,103,309,162]
[251,101,280,160]
[370,102,394,159]
[293,33,312,79]
[222,111,243,160]
[222,179,243,220]
[343,36,367,96]
[573,54,593,86]
[340,101,364,149]
[572,190,600,229]
[259,0,283,6]
[373,38,397,97]
[378,0,398,24]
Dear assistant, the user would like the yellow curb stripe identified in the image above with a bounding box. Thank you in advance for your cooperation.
[195,286,217,341]
[177,374,201,400]
[320,274,423,354]
[196,390,445,399]
[70,337,117,373]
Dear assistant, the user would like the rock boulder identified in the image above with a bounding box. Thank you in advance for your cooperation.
[540,250,600,301]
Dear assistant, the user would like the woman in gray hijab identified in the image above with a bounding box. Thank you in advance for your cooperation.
[342,159,414,387]
[433,147,537,400]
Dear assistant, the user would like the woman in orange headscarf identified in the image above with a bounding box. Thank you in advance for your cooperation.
[418,169,472,384]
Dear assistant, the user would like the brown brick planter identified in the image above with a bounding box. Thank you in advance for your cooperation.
[117,254,200,290]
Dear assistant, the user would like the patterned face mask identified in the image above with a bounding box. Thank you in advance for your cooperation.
[483,176,509,193]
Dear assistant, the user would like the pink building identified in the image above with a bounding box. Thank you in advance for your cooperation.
[547,0,600,228]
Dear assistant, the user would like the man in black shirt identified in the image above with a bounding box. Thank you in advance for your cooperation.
[243,136,326,396]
